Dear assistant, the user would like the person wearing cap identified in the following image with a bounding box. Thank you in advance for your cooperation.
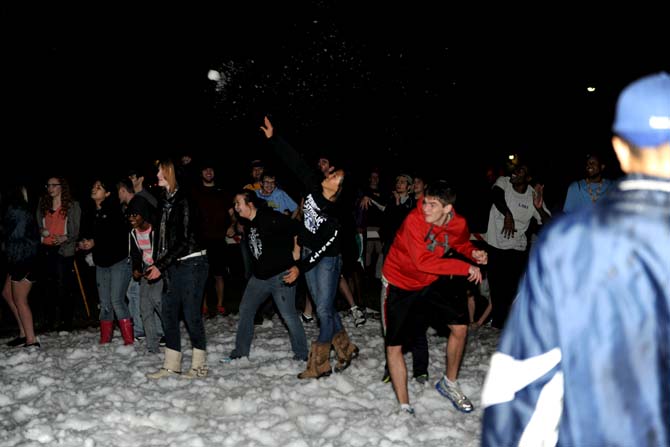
[481,72,670,446]
[117,177,159,342]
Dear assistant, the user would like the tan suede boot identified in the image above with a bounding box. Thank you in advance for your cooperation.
[297,342,332,379]
[332,329,359,373]
[182,348,208,379]
[147,348,182,379]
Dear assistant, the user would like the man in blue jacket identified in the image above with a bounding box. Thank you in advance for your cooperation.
[482,72,670,446]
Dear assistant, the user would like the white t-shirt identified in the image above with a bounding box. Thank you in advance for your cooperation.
[485,176,550,251]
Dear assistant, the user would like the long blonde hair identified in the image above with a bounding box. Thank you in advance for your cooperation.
[156,159,178,193]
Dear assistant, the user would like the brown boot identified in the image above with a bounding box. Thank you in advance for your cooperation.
[332,329,359,373]
[297,342,332,379]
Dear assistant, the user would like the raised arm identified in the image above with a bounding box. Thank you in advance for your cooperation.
[261,116,317,191]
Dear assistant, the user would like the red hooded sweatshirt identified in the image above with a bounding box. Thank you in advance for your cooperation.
[382,198,477,291]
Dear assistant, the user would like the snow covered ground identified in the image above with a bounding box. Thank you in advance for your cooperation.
[1,310,499,446]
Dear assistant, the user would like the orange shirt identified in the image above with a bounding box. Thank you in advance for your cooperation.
[43,207,66,245]
[243,182,261,191]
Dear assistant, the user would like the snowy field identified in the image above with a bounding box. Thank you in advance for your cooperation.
[1,311,499,447]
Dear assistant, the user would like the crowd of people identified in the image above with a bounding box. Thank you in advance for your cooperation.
[1,72,669,441]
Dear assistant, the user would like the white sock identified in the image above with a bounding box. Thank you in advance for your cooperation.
[400,403,413,411]
[444,376,457,387]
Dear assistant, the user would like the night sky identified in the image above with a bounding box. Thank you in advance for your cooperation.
[4,4,668,209]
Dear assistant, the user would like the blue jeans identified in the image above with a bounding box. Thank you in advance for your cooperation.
[139,278,164,353]
[126,280,144,336]
[304,252,342,343]
[97,259,131,321]
[233,271,308,359]
[162,256,208,352]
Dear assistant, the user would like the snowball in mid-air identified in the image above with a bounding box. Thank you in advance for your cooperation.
[207,70,221,81]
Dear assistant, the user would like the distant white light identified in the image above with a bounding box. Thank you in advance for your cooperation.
[508,154,515,160]
[207,70,221,81]
[587,86,596,92]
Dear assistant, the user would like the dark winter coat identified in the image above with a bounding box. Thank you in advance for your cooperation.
[4,203,39,265]
[154,188,204,272]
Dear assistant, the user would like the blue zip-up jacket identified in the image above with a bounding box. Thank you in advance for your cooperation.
[481,174,670,447]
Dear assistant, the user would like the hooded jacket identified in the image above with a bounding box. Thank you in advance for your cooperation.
[482,174,670,447]
[382,198,478,291]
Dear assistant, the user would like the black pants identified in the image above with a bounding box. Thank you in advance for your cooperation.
[38,246,75,330]
[486,245,529,329]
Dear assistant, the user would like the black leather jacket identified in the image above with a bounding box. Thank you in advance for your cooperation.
[154,188,204,272]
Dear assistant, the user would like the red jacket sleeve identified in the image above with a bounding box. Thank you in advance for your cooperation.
[449,214,478,262]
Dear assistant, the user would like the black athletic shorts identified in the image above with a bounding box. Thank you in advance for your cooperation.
[382,275,471,346]
[7,261,37,283]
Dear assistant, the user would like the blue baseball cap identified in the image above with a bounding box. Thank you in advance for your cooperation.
[612,72,670,148]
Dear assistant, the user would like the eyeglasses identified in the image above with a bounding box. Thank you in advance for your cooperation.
[45,183,61,188]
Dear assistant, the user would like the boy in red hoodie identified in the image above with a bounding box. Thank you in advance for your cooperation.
[382,180,487,415]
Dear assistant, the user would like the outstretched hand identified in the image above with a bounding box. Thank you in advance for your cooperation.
[467,265,482,284]
[472,249,488,265]
[260,116,274,139]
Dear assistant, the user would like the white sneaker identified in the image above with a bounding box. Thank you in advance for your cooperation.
[435,376,473,413]
[400,403,415,416]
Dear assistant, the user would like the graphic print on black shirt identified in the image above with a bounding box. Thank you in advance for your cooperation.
[248,227,263,259]
[303,194,326,234]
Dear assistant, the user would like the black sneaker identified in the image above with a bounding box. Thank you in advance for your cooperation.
[23,341,41,348]
[300,313,314,324]
[6,336,26,347]
[414,373,429,385]
[158,336,166,347]
[221,352,242,363]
